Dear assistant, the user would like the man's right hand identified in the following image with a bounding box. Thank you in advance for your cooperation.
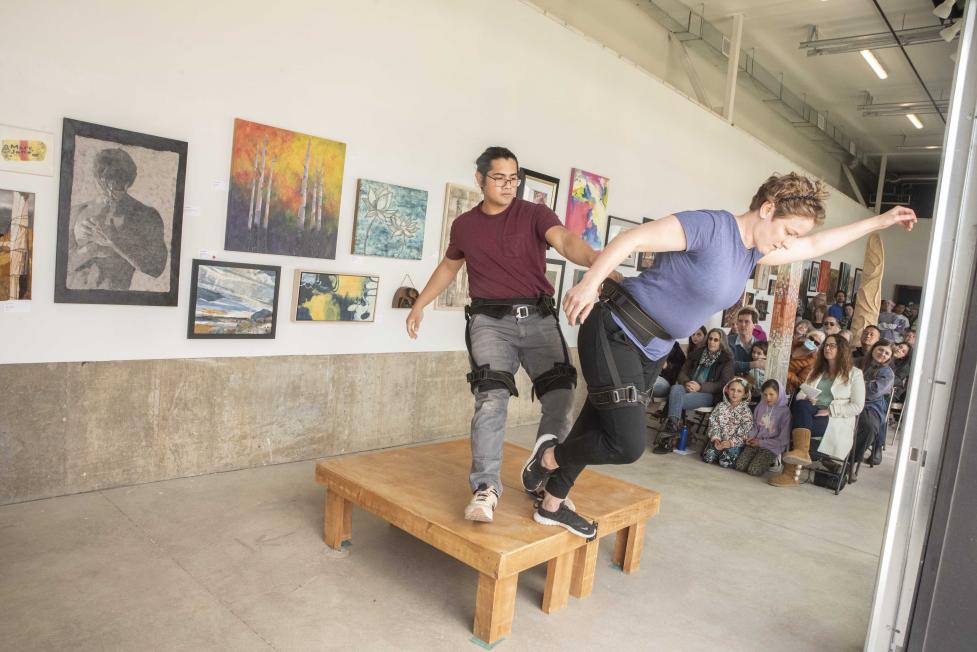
[406,306,424,339]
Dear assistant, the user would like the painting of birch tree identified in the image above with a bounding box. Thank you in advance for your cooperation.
[223,118,346,259]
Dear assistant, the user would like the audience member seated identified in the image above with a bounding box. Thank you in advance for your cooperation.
[904,329,917,347]
[654,328,734,454]
[728,307,765,376]
[891,341,914,402]
[877,300,910,342]
[794,319,813,340]
[822,315,841,336]
[827,290,846,322]
[839,329,853,343]
[652,326,704,399]
[851,340,895,478]
[701,378,753,468]
[806,293,828,329]
[787,330,825,394]
[745,340,768,397]
[769,335,865,487]
[841,303,855,330]
[736,379,790,477]
[852,325,881,363]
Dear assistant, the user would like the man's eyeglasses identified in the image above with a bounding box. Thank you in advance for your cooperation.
[485,173,523,188]
[824,320,838,326]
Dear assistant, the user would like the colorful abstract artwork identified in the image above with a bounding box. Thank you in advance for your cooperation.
[435,183,482,310]
[605,216,638,267]
[351,179,427,260]
[817,260,831,293]
[187,260,280,338]
[565,168,609,249]
[517,169,560,211]
[224,118,346,259]
[292,271,379,322]
[55,118,187,306]
[0,188,34,301]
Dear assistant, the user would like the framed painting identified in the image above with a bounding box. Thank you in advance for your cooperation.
[435,183,482,310]
[572,268,586,287]
[0,124,55,176]
[828,268,840,297]
[605,216,639,267]
[545,258,567,306]
[851,268,863,303]
[636,217,656,271]
[817,260,831,293]
[838,261,851,298]
[756,299,769,321]
[517,168,560,212]
[351,179,427,260]
[0,188,34,301]
[807,261,820,293]
[565,168,609,249]
[767,278,776,295]
[292,270,379,322]
[753,264,771,291]
[224,118,346,260]
[187,259,281,339]
[55,118,186,306]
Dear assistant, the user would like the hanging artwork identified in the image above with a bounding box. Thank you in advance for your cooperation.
[224,118,346,260]
[755,299,769,322]
[55,118,186,306]
[851,268,864,305]
[0,124,55,176]
[753,264,771,291]
[351,179,427,260]
[292,270,379,322]
[636,217,656,271]
[767,278,776,296]
[605,216,639,267]
[565,168,609,249]
[838,262,852,297]
[187,259,280,338]
[0,188,34,300]
[517,169,560,211]
[828,268,840,297]
[807,260,820,294]
[817,259,831,293]
[435,183,482,310]
[545,258,567,306]
[572,268,586,286]
[722,291,747,328]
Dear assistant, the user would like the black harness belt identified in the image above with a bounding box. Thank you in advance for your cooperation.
[599,278,673,346]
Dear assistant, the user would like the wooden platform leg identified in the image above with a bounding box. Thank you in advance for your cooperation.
[570,539,599,599]
[542,550,574,613]
[324,489,352,550]
[612,521,647,574]
[473,573,518,644]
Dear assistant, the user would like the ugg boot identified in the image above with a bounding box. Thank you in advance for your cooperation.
[767,463,801,487]
[783,428,812,467]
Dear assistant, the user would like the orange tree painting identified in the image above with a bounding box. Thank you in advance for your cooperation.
[224,118,346,259]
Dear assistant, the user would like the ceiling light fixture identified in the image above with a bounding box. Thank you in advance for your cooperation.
[941,20,962,42]
[933,0,956,20]
[860,49,888,79]
[906,113,924,129]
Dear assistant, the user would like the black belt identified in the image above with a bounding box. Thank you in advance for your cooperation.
[467,296,555,320]
[599,278,672,345]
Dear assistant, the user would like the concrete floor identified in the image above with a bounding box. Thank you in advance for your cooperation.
[0,424,896,651]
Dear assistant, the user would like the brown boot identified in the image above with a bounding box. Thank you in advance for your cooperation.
[783,428,812,467]
[767,463,801,487]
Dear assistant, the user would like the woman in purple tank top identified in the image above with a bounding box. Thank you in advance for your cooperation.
[520,172,917,538]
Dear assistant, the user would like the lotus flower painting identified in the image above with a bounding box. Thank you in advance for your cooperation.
[351,179,428,260]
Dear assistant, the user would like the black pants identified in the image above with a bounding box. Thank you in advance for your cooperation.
[853,409,882,463]
[546,303,664,499]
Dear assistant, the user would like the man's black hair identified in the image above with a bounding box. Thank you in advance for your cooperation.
[475,146,519,176]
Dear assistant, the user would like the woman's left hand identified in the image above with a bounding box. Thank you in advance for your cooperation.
[563,277,601,326]
[878,206,917,232]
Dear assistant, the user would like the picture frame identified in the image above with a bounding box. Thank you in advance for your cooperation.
[818,260,831,293]
[545,258,567,306]
[0,188,35,301]
[767,278,776,295]
[351,178,428,260]
[0,123,55,176]
[605,215,639,267]
[517,168,560,212]
[852,267,863,303]
[435,183,482,310]
[807,260,820,294]
[55,118,187,306]
[291,270,379,322]
[636,217,656,271]
[755,298,769,321]
[187,259,281,339]
[572,268,586,287]
[838,261,851,298]
[565,168,609,249]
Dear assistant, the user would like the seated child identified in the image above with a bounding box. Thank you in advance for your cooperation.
[747,341,768,399]
[736,379,791,476]
[702,377,753,468]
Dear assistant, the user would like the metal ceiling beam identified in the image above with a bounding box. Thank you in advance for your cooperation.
[799,24,946,56]
[858,99,951,117]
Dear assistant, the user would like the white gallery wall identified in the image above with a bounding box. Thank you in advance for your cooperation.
[1,0,917,365]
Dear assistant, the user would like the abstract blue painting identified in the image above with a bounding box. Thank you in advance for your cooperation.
[351,179,428,260]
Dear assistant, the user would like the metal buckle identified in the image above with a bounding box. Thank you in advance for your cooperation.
[609,386,638,404]
[514,305,530,319]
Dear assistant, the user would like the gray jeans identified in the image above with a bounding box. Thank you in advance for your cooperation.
[467,312,575,494]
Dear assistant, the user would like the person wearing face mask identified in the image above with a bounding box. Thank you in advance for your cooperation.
[769,335,865,487]
[519,172,913,537]
[850,340,895,477]
[787,330,824,394]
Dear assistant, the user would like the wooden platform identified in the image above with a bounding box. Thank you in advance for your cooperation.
[314,438,660,645]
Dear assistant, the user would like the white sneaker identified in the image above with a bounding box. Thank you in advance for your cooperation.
[465,485,499,522]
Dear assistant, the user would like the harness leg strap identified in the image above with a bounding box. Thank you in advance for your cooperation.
[531,363,577,400]
[466,365,519,397]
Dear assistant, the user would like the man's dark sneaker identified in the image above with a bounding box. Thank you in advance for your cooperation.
[534,502,597,539]
[522,434,557,493]
[652,434,674,455]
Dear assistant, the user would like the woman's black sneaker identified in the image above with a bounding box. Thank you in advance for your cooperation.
[522,434,557,493]
[534,503,597,539]
[652,435,673,455]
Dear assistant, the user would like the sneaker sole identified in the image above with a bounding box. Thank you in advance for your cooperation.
[533,510,595,538]
[465,508,493,523]
[522,434,557,492]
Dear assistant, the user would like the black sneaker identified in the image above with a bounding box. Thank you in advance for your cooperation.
[522,434,557,493]
[652,435,674,455]
[534,503,597,539]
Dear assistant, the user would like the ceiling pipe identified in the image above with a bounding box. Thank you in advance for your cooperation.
[799,24,947,55]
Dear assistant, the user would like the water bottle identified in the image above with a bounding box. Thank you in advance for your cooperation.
[677,425,689,451]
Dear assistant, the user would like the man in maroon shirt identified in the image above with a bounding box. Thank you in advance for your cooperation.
[407,147,603,523]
